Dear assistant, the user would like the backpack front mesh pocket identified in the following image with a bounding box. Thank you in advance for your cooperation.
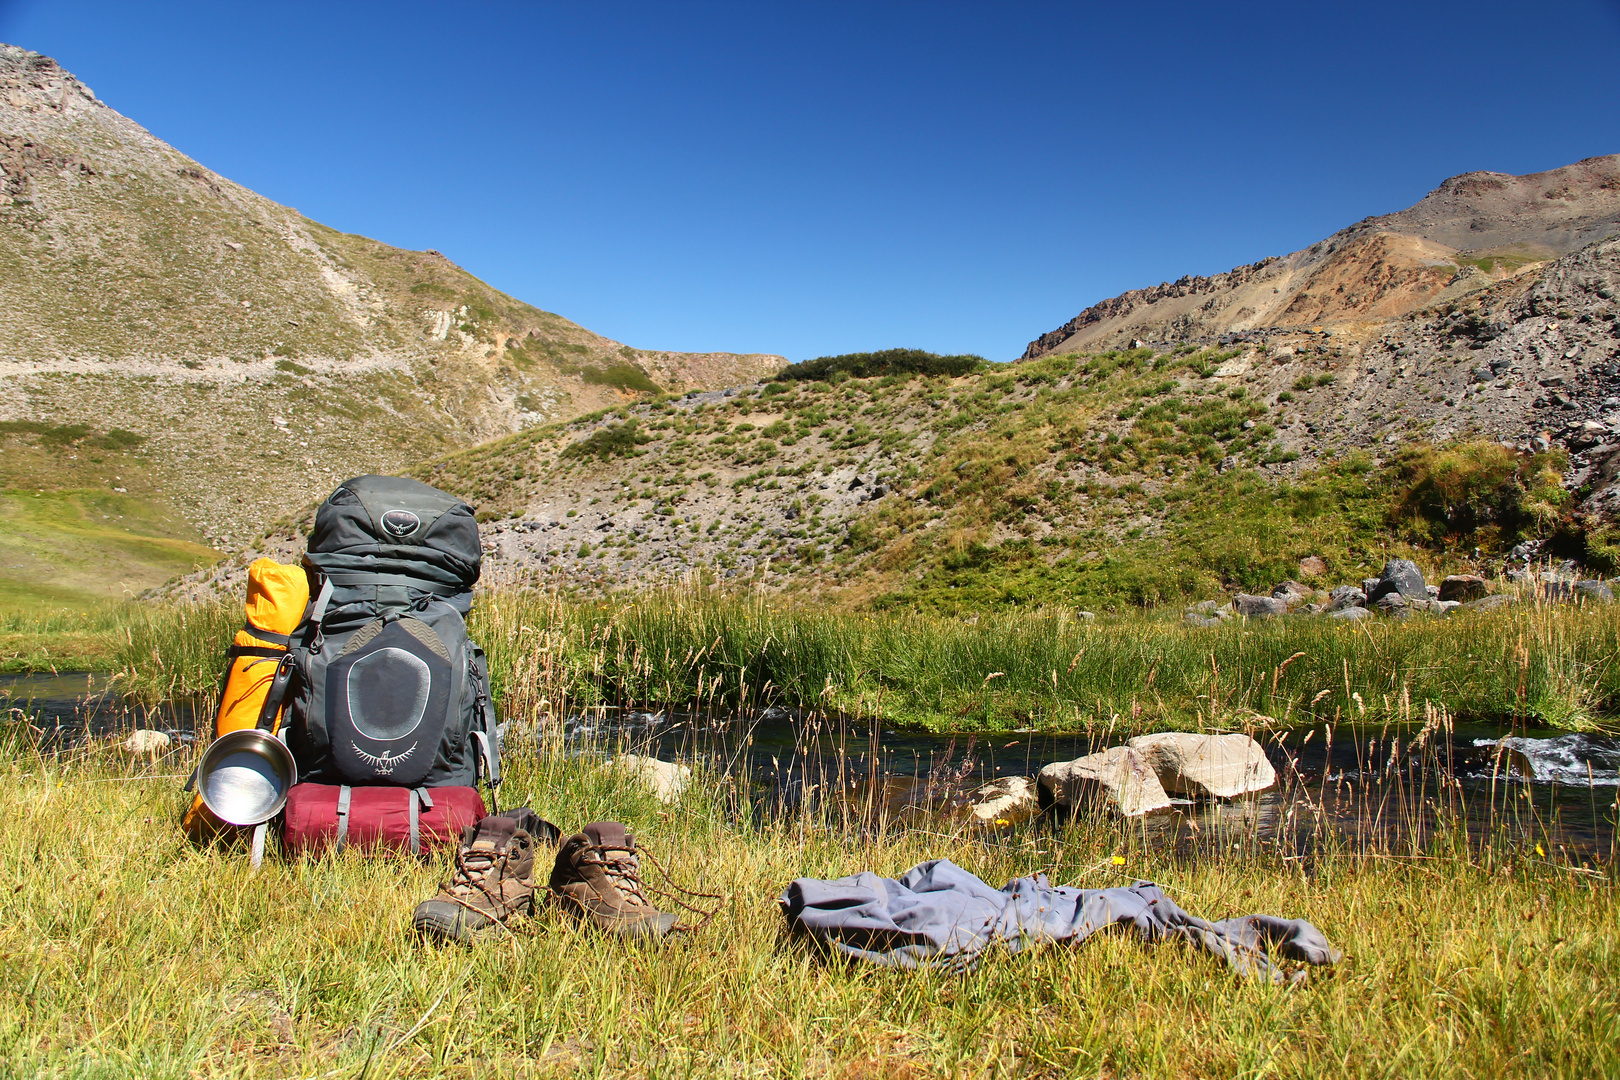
[324,616,452,786]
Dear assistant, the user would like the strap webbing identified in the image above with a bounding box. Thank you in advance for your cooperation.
[249,822,267,871]
[226,645,285,661]
[308,577,334,625]
[241,622,292,646]
[408,789,421,855]
[321,572,463,596]
[335,785,352,852]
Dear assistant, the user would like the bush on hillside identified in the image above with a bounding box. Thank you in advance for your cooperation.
[0,421,145,450]
[582,363,661,394]
[775,348,988,383]
[1389,440,1568,547]
[560,420,652,461]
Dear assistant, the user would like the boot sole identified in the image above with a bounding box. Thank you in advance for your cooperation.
[412,899,518,945]
[550,891,680,938]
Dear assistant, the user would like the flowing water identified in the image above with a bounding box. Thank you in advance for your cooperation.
[5,673,1616,864]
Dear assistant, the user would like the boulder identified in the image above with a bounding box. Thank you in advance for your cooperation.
[1326,585,1366,612]
[1184,613,1222,628]
[1425,584,1441,599]
[1461,594,1516,613]
[1362,577,1382,597]
[1271,580,1313,602]
[1372,591,1408,614]
[1368,558,1428,602]
[1233,593,1289,618]
[606,754,690,804]
[1037,747,1172,818]
[1127,732,1276,799]
[963,776,1038,825]
[1298,555,1328,578]
[1438,574,1488,602]
[1075,611,1097,622]
[1574,580,1615,603]
[1186,599,1219,615]
[122,730,172,757]
[1431,600,1462,615]
[1327,605,1374,622]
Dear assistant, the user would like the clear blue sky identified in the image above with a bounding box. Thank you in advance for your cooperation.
[3,1,1619,361]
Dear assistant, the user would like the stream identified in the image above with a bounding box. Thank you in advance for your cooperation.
[5,672,1616,864]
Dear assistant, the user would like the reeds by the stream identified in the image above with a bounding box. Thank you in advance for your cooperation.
[111,584,1620,733]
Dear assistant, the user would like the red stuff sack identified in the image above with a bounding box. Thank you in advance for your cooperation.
[281,783,486,856]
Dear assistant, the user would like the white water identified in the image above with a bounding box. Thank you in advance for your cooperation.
[1473,734,1620,787]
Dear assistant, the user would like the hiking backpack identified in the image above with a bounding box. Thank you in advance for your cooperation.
[275,476,501,853]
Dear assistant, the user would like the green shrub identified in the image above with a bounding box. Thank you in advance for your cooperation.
[561,420,654,461]
[582,363,661,394]
[776,348,987,383]
[1389,440,1565,547]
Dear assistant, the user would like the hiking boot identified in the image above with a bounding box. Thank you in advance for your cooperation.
[549,821,679,939]
[412,815,537,944]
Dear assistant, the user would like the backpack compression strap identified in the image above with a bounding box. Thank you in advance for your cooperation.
[468,650,501,810]
[334,785,352,852]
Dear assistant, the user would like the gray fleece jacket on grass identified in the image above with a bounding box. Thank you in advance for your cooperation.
[779,858,1341,981]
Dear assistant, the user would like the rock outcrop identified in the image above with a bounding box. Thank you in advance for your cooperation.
[1022,155,1620,359]
[1037,746,1172,818]
[605,754,690,804]
[1125,733,1276,799]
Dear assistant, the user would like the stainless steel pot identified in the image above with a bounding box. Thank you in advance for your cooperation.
[197,728,297,826]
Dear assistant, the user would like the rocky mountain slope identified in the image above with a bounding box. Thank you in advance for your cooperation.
[0,43,781,593]
[1022,155,1620,358]
[175,156,1620,613]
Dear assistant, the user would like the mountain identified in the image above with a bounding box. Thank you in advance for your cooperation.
[230,161,1616,613]
[0,44,781,607]
[1022,155,1620,358]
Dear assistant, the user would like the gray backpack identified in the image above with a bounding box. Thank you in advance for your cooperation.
[282,476,500,793]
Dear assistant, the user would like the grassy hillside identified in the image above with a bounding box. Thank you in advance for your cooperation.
[415,344,1579,613]
[0,45,781,600]
[0,420,217,611]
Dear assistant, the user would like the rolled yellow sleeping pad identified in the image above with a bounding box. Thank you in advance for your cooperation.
[182,558,310,839]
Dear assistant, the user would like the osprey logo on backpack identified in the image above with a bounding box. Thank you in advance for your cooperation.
[380,509,421,537]
[354,744,416,775]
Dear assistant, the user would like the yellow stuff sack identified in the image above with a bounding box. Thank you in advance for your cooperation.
[182,558,310,839]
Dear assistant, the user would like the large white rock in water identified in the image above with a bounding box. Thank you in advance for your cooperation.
[1037,746,1172,817]
[1125,732,1275,798]
[962,776,1037,824]
[122,730,172,756]
[606,754,690,804]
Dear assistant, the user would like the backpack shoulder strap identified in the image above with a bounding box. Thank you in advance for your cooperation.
[467,646,501,806]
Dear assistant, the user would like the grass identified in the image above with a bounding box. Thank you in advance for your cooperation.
[0,606,124,674]
[0,718,1614,1078]
[108,586,1620,734]
[0,489,219,613]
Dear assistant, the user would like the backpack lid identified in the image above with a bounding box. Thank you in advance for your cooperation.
[305,476,481,593]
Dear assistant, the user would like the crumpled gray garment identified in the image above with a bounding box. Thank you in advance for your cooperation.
[779,859,1342,981]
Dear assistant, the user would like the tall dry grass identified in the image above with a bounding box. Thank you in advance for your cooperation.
[113,585,1620,734]
[0,716,1614,1079]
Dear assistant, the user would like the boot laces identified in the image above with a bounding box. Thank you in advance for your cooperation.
[590,844,652,906]
[450,836,524,900]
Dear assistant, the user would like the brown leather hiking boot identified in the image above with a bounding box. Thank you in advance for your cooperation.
[549,821,679,939]
[412,816,538,944]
